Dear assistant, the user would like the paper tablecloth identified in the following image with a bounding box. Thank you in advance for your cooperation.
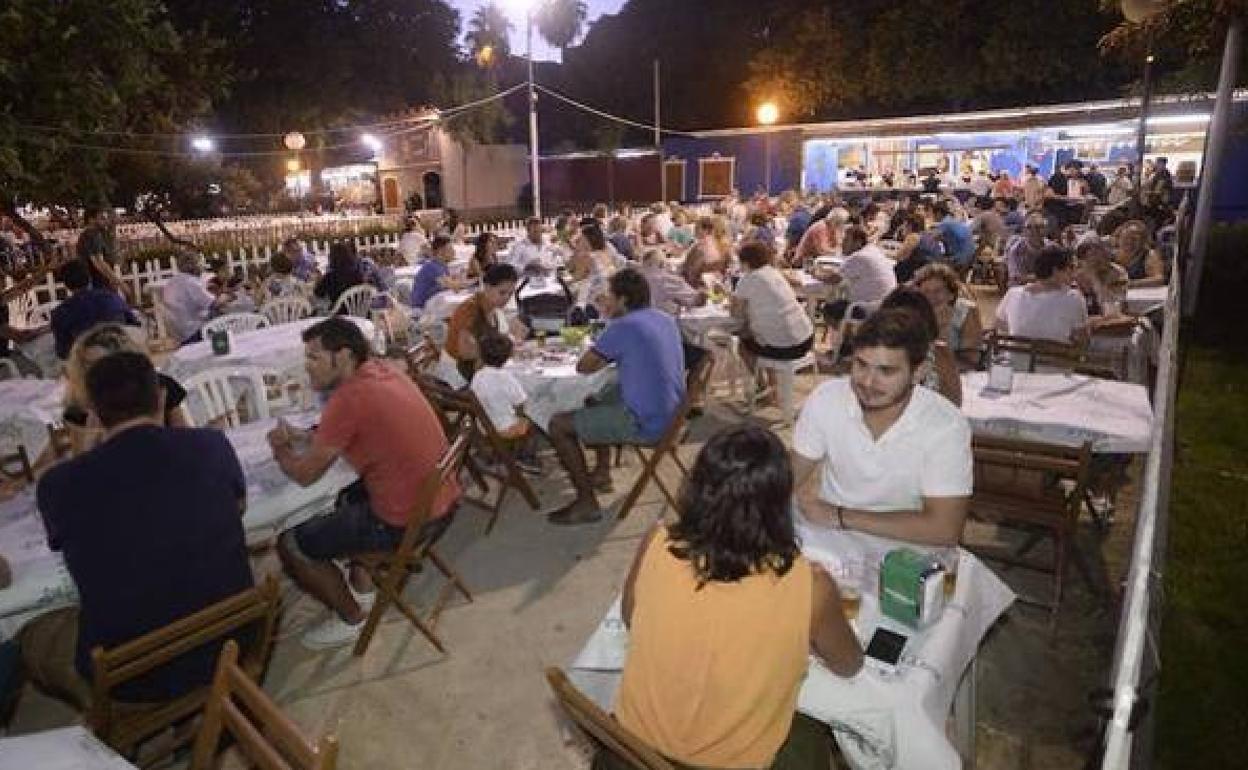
[568,516,1015,770]
[960,371,1153,453]
[163,316,374,382]
[0,378,67,461]
[1125,286,1167,315]
[506,353,616,432]
[0,726,138,769]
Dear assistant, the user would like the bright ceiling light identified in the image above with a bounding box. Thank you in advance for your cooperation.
[360,133,383,153]
[190,136,215,152]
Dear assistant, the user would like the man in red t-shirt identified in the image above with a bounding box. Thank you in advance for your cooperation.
[269,317,459,649]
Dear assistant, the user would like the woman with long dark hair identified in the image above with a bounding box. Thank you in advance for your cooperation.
[313,241,364,308]
[607,425,862,770]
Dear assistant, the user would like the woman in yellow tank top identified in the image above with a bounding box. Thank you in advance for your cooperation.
[605,425,863,770]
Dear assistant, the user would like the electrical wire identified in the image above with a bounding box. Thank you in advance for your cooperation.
[533,84,697,137]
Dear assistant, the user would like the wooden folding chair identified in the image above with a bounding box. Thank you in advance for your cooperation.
[614,355,714,521]
[352,428,475,657]
[414,374,541,534]
[544,668,675,770]
[963,436,1093,636]
[984,331,1116,378]
[189,640,338,770]
[88,575,282,766]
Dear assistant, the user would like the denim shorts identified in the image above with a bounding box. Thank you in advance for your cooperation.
[293,482,451,560]
[572,385,645,446]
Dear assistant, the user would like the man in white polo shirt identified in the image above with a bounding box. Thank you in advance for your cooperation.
[792,308,973,545]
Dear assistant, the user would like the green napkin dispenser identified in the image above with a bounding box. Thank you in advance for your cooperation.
[878,548,947,629]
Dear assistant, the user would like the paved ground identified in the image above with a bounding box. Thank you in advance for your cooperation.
[7,286,1140,769]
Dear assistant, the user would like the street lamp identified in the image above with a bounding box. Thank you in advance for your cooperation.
[191,136,215,153]
[360,134,384,212]
[360,133,383,154]
[756,102,779,196]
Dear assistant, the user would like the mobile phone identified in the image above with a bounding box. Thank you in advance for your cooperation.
[864,627,908,674]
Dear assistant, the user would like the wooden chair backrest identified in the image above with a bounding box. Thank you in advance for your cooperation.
[971,435,1093,506]
[393,426,472,553]
[404,338,441,380]
[89,575,282,738]
[544,668,675,770]
[189,640,337,770]
[985,331,1089,373]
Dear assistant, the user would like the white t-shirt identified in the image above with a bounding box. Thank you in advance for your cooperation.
[996,285,1089,343]
[840,244,897,304]
[470,365,527,433]
[510,237,555,273]
[793,378,973,513]
[734,265,814,348]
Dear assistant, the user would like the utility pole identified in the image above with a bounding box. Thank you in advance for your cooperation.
[527,9,542,219]
[655,59,665,202]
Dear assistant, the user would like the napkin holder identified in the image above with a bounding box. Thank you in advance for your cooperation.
[209,328,232,356]
[987,360,1014,394]
[879,548,946,629]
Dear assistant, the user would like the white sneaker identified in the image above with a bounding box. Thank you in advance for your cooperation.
[349,585,376,614]
[300,614,365,650]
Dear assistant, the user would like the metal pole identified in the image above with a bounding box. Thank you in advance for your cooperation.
[527,11,542,219]
[1133,52,1155,196]
[1184,20,1242,317]
[764,133,773,195]
[655,59,665,202]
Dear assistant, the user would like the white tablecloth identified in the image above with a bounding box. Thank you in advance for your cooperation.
[569,517,1015,770]
[0,726,138,769]
[961,371,1153,453]
[422,290,476,322]
[163,316,374,382]
[0,378,66,460]
[506,351,616,432]
[676,304,739,339]
[1125,286,1167,315]
[0,412,355,640]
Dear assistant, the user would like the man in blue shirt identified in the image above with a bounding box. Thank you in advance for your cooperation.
[785,203,813,259]
[933,200,976,270]
[547,268,686,525]
[50,259,138,358]
[409,235,460,309]
[22,352,252,707]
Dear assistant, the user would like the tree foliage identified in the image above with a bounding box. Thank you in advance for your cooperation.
[467,2,514,63]
[0,0,228,211]
[536,0,589,54]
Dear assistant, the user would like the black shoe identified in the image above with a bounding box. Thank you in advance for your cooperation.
[548,502,604,525]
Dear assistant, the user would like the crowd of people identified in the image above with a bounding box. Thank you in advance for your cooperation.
[0,156,1178,768]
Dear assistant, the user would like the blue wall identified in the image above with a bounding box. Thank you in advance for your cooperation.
[662,131,801,199]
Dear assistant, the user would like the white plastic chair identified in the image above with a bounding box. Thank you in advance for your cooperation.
[259,296,312,326]
[202,312,270,336]
[328,285,377,318]
[182,366,271,428]
[736,341,820,427]
[23,302,57,328]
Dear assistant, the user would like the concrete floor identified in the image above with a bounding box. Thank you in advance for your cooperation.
[7,287,1138,769]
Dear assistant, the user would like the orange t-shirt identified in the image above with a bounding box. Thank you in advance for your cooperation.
[313,360,459,527]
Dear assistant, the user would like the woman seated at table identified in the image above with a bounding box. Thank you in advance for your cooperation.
[1111,220,1166,287]
[446,263,525,380]
[634,213,668,251]
[609,424,862,770]
[313,241,365,309]
[261,250,309,303]
[891,212,939,284]
[995,246,1089,349]
[680,215,732,289]
[568,223,619,285]
[61,323,189,454]
[731,242,814,393]
[880,286,961,405]
[913,262,983,369]
[1075,240,1136,335]
[468,231,502,279]
[666,208,695,248]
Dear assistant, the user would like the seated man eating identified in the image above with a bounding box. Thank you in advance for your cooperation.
[792,309,973,545]
[270,317,458,649]
[24,352,253,708]
[547,268,685,526]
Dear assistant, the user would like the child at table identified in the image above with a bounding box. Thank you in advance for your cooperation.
[470,332,539,472]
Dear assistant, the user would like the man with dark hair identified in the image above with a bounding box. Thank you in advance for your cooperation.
[281,237,318,282]
[409,235,461,309]
[50,259,138,358]
[24,351,252,709]
[547,267,685,525]
[74,206,119,291]
[791,308,973,545]
[270,317,459,649]
[933,199,976,269]
[819,225,896,327]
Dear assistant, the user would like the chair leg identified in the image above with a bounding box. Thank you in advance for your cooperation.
[1048,530,1069,639]
[426,548,474,603]
[387,590,447,654]
[353,566,402,657]
[615,449,662,521]
[777,369,796,426]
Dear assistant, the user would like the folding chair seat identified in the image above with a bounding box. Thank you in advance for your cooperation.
[963,436,1093,636]
[545,668,675,770]
[351,428,475,657]
[190,640,338,770]
[89,576,282,765]
[614,355,713,521]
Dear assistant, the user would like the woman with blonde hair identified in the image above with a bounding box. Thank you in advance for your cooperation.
[1111,220,1165,287]
[62,324,189,455]
[913,262,983,369]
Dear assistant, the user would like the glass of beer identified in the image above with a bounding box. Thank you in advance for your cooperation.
[836,558,864,621]
[939,547,960,601]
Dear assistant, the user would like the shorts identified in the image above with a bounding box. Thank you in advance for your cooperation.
[740,334,814,361]
[293,482,452,560]
[572,385,646,446]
